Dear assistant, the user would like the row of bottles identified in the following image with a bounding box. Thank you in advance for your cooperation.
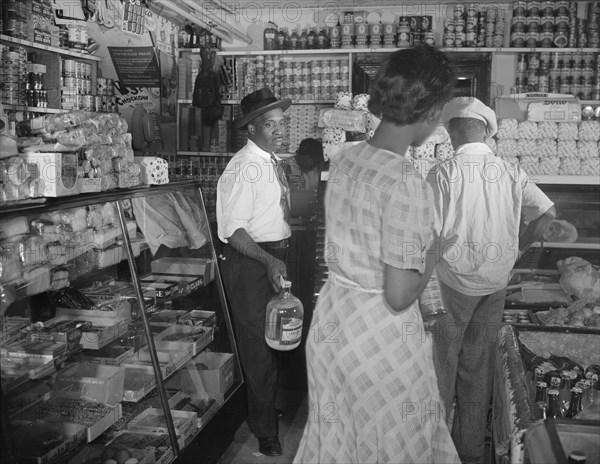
[264,22,335,50]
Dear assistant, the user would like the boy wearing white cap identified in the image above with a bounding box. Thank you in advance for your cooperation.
[427,97,555,463]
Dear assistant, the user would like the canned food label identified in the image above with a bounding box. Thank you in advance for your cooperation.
[511,32,526,46]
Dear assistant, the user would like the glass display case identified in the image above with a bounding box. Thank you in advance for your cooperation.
[505,177,600,333]
[0,180,242,464]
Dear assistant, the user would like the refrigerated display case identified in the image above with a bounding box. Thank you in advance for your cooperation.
[0,181,243,464]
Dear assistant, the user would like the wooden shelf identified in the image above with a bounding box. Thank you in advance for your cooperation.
[0,34,103,61]
[178,151,234,157]
[534,175,600,185]
[581,100,600,106]
[2,103,69,114]
[178,99,335,105]
[531,241,600,250]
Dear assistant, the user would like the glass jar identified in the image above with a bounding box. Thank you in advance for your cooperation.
[265,280,304,351]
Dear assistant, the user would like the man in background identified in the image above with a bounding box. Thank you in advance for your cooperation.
[428,97,556,464]
[217,87,292,457]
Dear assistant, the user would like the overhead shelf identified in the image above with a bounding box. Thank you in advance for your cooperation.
[531,241,600,250]
[534,176,600,185]
[0,34,104,61]
[2,104,69,114]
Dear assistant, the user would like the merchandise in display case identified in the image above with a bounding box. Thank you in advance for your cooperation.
[0,181,242,464]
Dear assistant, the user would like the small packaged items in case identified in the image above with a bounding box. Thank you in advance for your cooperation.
[497,119,518,139]
[517,121,539,139]
[538,121,558,140]
[134,156,169,185]
[578,121,600,142]
[318,109,367,133]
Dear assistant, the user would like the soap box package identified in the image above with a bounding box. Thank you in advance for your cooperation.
[20,153,80,197]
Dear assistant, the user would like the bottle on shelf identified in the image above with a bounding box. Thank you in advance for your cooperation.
[547,389,563,419]
[299,27,308,49]
[265,280,304,351]
[317,26,328,49]
[264,22,277,50]
[276,27,286,50]
[330,21,341,48]
[307,26,317,49]
[283,27,290,50]
[290,27,299,50]
[566,387,583,418]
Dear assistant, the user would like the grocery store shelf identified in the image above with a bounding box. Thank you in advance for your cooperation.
[531,241,600,250]
[580,100,600,105]
[534,175,600,185]
[212,47,600,56]
[178,151,234,157]
[0,34,103,61]
[2,104,69,114]
[178,99,192,104]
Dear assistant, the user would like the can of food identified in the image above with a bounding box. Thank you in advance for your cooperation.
[63,59,77,77]
[582,67,595,83]
[578,33,588,48]
[398,31,412,47]
[409,16,421,33]
[63,76,76,92]
[541,16,555,32]
[526,17,540,33]
[510,32,525,47]
[538,74,549,92]
[554,32,568,47]
[398,16,410,28]
[582,83,592,99]
[94,95,103,112]
[467,4,478,17]
[540,32,554,47]
[527,1,541,16]
[454,4,465,19]
[512,16,526,33]
[555,16,569,31]
[424,32,435,46]
[513,1,527,16]
[571,67,582,83]
[26,89,35,106]
[541,1,554,16]
[526,32,540,47]
[555,1,569,16]
[97,77,108,95]
[81,94,94,111]
[444,19,455,33]
[421,16,433,32]
[108,96,117,113]
[515,74,527,87]
[454,19,465,34]
[454,32,465,47]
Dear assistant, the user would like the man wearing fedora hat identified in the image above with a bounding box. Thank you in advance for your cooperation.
[428,97,555,463]
[216,87,293,457]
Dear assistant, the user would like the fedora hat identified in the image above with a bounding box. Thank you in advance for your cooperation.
[234,87,291,129]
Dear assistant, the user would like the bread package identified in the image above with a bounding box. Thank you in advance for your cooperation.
[485,138,497,154]
[539,157,560,175]
[538,121,558,139]
[578,121,600,142]
[134,156,169,185]
[318,109,367,132]
[352,94,370,111]
[519,156,541,176]
[435,143,455,161]
[334,91,353,110]
[557,122,579,141]
[497,140,518,159]
[557,140,577,159]
[517,140,538,157]
[539,139,558,158]
[412,143,436,160]
[517,121,539,139]
[0,216,29,240]
[543,219,578,243]
[581,158,600,176]
[576,141,599,160]
[559,157,582,175]
[322,127,346,144]
[497,119,518,139]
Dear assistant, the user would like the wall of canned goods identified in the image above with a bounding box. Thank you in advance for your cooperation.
[514,51,600,99]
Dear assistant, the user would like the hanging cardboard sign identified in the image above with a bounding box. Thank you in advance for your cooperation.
[108,47,160,88]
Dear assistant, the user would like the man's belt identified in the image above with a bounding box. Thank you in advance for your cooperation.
[257,239,290,250]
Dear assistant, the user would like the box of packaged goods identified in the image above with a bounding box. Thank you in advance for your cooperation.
[23,319,92,354]
[140,274,203,298]
[55,363,125,406]
[127,408,197,448]
[149,310,191,325]
[57,299,132,321]
[194,352,235,394]
[177,310,216,328]
[150,257,216,284]
[18,152,80,197]
[156,325,214,356]
[0,317,30,345]
[76,342,135,366]
[12,420,87,464]
[67,443,155,464]
[107,431,174,464]
[123,347,193,379]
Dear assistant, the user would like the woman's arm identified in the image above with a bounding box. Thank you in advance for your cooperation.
[383,253,436,313]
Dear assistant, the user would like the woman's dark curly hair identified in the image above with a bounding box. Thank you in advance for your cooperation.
[368,45,456,125]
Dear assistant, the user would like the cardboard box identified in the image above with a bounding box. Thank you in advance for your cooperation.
[76,343,134,367]
[177,310,216,328]
[122,366,157,402]
[495,93,581,122]
[107,431,173,464]
[57,300,132,321]
[41,314,128,350]
[123,347,193,379]
[19,153,80,197]
[67,443,155,464]
[127,408,197,449]
[151,257,215,283]
[140,274,202,298]
[55,363,125,406]
[156,325,214,356]
[149,310,190,325]
[13,420,86,464]
[194,352,235,394]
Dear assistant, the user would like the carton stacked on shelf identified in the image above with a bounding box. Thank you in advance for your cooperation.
[495,118,600,176]
[285,104,326,154]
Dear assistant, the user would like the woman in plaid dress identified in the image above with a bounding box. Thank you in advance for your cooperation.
[294,46,460,464]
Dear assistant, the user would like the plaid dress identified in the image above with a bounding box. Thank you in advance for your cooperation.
[294,143,460,464]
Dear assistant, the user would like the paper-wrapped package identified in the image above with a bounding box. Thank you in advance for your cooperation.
[543,219,578,243]
[519,156,541,176]
[497,119,518,139]
[366,113,381,133]
[538,157,560,175]
[23,265,51,296]
[557,122,579,140]
[539,139,558,158]
[0,242,23,284]
[0,217,29,240]
[560,157,582,175]
[578,121,600,142]
[517,140,538,157]
[435,143,455,161]
[352,94,370,111]
[576,141,599,160]
[335,91,353,110]
[517,121,539,139]
[538,121,558,140]
[134,156,169,185]
[318,109,367,132]
[322,127,346,144]
[485,138,497,154]
[557,140,577,159]
[412,143,436,161]
[497,140,518,158]
[581,158,600,176]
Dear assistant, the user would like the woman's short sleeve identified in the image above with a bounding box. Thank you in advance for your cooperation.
[381,180,432,273]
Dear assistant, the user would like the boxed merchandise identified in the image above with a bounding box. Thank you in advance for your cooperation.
[55,363,125,405]
[150,257,215,283]
[127,408,197,448]
[19,153,80,197]
[156,325,214,356]
[123,366,158,402]
[178,310,217,328]
[141,274,202,298]
[123,346,193,379]
[496,94,580,122]
[37,315,128,350]
[76,343,135,366]
[12,420,87,464]
[149,310,191,325]
[194,352,235,394]
[318,108,367,132]
[1,352,56,382]
[0,317,30,345]
[107,431,174,464]
[67,443,155,464]
[57,299,132,321]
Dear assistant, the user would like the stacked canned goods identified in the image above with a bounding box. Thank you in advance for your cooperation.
[511,1,599,48]
[61,59,97,111]
[234,55,350,102]
[0,45,27,106]
[444,4,505,48]
[67,24,89,52]
[1,0,29,40]
[514,52,599,99]
[25,63,47,108]
[96,77,116,112]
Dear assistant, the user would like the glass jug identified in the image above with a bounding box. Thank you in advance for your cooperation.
[265,280,304,351]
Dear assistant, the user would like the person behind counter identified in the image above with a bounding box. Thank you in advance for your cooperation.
[284,138,328,192]
[293,45,460,464]
[427,97,556,464]
[216,87,292,457]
